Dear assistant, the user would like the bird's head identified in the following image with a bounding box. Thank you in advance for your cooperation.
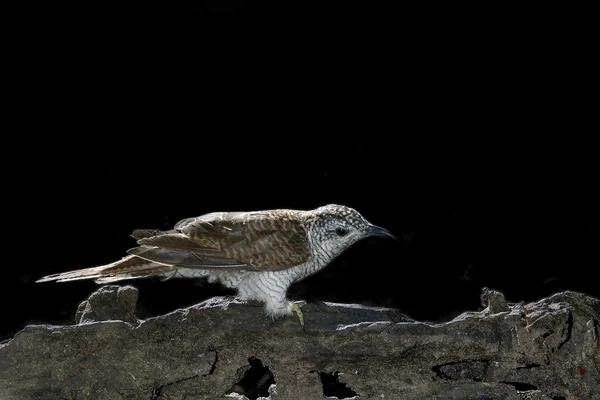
[306,204,397,255]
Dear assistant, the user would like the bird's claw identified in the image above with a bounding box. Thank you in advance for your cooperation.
[291,301,306,331]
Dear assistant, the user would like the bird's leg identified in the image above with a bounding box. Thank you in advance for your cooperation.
[263,296,307,330]
[290,300,307,331]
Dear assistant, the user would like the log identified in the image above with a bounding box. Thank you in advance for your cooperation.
[1,285,598,399]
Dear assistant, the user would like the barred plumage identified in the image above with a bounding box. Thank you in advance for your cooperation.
[37,204,396,326]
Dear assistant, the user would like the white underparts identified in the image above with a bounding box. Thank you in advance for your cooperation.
[168,256,328,319]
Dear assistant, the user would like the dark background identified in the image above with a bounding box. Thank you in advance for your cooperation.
[2,3,596,342]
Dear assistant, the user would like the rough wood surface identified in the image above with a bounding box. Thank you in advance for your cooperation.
[1,285,598,399]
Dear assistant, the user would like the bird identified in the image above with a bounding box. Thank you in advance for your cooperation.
[36,204,397,328]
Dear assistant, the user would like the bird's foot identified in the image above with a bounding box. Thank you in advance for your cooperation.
[290,300,307,331]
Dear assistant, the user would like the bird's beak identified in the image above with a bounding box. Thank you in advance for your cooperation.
[366,224,398,240]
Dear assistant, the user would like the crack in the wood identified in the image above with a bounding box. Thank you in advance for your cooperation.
[202,350,219,377]
[151,349,219,399]
[151,374,200,399]
[502,381,537,391]
[557,312,573,349]
[516,363,541,370]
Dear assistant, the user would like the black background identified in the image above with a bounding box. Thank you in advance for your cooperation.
[2,3,596,341]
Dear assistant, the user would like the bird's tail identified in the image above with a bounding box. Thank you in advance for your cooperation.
[36,254,177,285]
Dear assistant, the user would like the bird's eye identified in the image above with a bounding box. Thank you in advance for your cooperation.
[335,227,349,236]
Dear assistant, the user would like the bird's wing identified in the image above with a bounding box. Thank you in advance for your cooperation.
[127,210,310,271]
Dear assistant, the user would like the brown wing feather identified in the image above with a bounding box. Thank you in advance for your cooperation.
[127,210,310,271]
[130,229,165,240]
[35,254,176,283]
